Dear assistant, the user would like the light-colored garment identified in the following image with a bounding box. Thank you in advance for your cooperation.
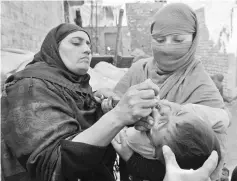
[114,3,224,109]
[114,58,224,109]
[125,128,156,160]
[113,3,228,180]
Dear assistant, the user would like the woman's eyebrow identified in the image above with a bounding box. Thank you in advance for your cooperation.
[173,35,184,39]
[71,37,83,41]
[71,37,91,44]
[156,36,165,39]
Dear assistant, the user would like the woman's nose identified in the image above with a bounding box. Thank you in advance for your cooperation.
[165,38,172,44]
[83,44,91,55]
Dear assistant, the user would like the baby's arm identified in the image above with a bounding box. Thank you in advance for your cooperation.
[116,127,156,160]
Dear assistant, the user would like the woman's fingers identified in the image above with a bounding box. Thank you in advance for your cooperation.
[111,129,134,161]
[114,79,161,126]
[134,79,160,96]
[134,116,154,131]
[134,125,148,131]
[136,89,156,99]
[197,150,218,177]
[152,107,160,120]
[127,97,158,109]
[162,145,180,169]
[94,88,121,100]
[111,138,121,152]
[94,96,102,103]
[159,100,181,114]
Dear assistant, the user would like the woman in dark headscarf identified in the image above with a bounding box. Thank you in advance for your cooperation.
[1,23,160,181]
[112,3,230,181]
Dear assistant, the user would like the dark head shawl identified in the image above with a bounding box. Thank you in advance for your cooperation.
[6,23,98,112]
[27,23,91,84]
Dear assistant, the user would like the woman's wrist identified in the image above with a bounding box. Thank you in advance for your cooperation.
[109,108,128,128]
[104,109,125,129]
[71,109,125,146]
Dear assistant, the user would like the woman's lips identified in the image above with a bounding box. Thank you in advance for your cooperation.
[80,57,89,63]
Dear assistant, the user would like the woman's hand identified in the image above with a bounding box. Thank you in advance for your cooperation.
[159,100,182,116]
[134,107,160,131]
[112,79,160,126]
[163,145,218,181]
[134,115,155,131]
[94,88,120,103]
[111,128,134,161]
[134,100,181,131]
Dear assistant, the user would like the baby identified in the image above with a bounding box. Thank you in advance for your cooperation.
[112,100,228,170]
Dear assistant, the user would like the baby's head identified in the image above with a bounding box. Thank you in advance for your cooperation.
[149,107,221,169]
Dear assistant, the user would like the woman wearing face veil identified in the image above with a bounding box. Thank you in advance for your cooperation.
[1,23,161,181]
[113,3,230,181]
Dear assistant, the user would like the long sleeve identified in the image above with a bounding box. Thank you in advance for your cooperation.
[61,141,115,181]
[126,152,165,181]
[1,77,112,181]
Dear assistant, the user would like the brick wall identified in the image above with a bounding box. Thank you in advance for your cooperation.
[126,2,164,56]
[126,3,232,96]
[1,1,64,53]
[195,8,229,95]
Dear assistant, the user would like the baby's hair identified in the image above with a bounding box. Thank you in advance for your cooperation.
[159,114,221,169]
[231,166,237,181]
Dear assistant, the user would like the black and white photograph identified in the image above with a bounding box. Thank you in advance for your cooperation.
[1,0,237,181]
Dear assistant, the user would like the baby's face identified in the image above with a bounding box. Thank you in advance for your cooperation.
[149,105,195,159]
[149,103,175,147]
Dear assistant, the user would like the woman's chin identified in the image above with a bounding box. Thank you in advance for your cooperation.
[72,67,89,76]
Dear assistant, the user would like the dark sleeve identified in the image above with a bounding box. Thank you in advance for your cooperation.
[126,153,165,181]
[61,140,108,180]
[1,78,109,181]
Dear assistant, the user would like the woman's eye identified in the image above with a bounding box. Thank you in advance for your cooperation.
[72,42,81,46]
[174,39,184,43]
[71,39,82,46]
[86,42,92,48]
[156,39,165,43]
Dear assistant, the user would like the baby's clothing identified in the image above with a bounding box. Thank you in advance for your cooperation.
[124,103,229,160]
[125,128,156,159]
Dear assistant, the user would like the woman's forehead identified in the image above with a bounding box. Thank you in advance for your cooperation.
[64,31,90,42]
[152,31,193,39]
